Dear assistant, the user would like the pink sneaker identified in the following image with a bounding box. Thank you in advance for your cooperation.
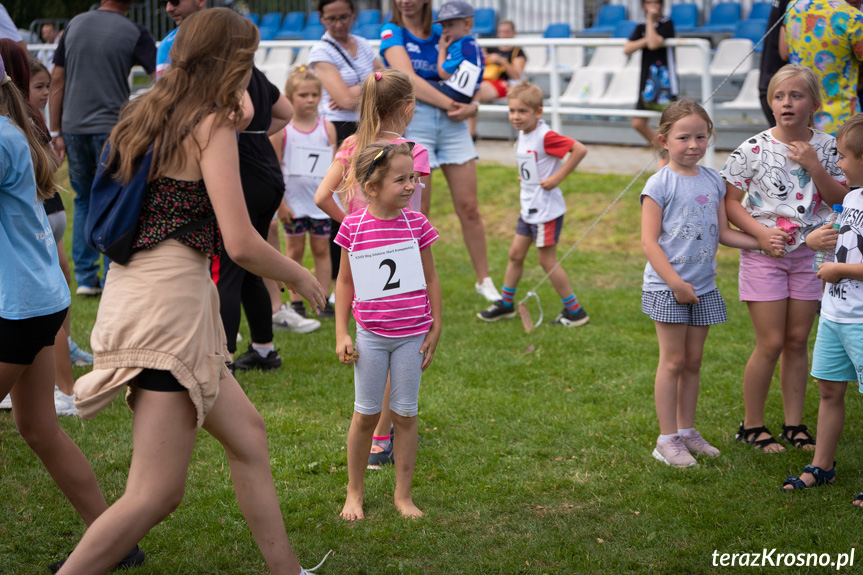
[681,430,720,457]
[652,435,697,467]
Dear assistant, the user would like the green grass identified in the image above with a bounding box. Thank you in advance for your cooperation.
[2,162,863,574]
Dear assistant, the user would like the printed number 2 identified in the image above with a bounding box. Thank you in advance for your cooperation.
[308,153,320,172]
[380,259,400,291]
[519,161,531,181]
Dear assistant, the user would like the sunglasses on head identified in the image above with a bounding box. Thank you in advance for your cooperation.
[363,142,416,183]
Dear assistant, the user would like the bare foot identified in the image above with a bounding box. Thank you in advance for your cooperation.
[853,495,863,508]
[340,493,365,521]
[395,497,423,519]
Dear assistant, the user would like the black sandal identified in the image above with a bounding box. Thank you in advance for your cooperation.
[780,423,816,449]
[852,493,863,508]
[735,422,783,452]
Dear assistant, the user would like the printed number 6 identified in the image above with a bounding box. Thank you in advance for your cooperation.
[380,259,401,291]
[519,162,531,181]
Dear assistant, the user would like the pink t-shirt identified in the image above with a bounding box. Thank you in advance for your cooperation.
[335,209,438,338]
[335,136,430,215]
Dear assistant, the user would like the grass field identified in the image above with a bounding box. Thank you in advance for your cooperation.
[2,163,863,574]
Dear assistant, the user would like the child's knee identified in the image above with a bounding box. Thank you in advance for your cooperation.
[818,380,847,403]
[352,411,381,432]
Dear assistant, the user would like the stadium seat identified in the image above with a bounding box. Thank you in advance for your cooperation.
[259,26,278,41]
[580,4,627,36]
[260,64,289,91]
[260,12,282,30]
[613,20,637,39]
[275,11,305,40]
[355,9,381,26]
[543,22,571,38]
[559,68,612,105]
[586,46,628,71]
[693,2,741,34]
[733,19,767,51]
[709,38,753,77]
[670,3,698,33]
[719,69,761,110]
[383,11,392,24]
[261,45,294,68]
[246,13,260,26]
[307,12,320,27]
[675,44,707,76]
[522,43,549,75]
[294,46,311,66]
[356,23,381,40]
[302,24,326,40]
[748,2,772,21]
[597,68,641,107]
[625,50,642,69]
[473,7,497,36]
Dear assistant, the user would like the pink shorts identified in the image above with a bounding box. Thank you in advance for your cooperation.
[738,246,822,302]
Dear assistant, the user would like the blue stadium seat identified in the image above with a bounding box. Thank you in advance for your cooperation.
[580,4,627,36]
[472,7,497,36]
[355,9,381,26]
[275,11,305,40]
[307,12,320,27]
[260,12,282,30]
[544,22,571,38]
[246,13,260,26]
[748,2,771,20]
[694,2,741,34]
[302,24,326,40]
[733,18,767,51]
[383,11,392,23]
[612,19,637,39]
[356,23,382,40]
[670,3,698,32]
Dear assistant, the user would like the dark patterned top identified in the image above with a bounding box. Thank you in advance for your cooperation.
[132,177,220,258]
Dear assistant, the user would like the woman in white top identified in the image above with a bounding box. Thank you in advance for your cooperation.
[308,0,382,146]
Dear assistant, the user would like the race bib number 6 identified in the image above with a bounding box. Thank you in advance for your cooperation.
[515,152,540,185]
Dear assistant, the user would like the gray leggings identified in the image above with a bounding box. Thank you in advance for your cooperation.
[353,326,424,417]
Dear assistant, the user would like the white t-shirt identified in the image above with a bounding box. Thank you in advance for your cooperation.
[281,118,331,220]
[821,188,863,324]
[0,4,22,43]
[515,120,574,225]
[308,33,377,123]
[721,128,845,254]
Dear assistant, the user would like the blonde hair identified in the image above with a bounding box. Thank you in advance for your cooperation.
[837,114,863,158]
[0,79,57,201]
[283,65,321,100]
[109,8,258,183]
[767,64,821,128]
[655,98,714,160]
[507,81,543,110]
[337,69,414,204]
[353,141,415,200]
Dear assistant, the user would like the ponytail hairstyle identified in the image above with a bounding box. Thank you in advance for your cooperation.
[338,68,414,204]
[283,64,321,101]
[109,8,258,183]
[655,98,714,161]
[350,141,416,199]
[0,39,49,137]
[767,64,821,128]
[0,58,57,202]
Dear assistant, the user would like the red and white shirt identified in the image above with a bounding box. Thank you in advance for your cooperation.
[515,120,574,224]
[335,209,438,338]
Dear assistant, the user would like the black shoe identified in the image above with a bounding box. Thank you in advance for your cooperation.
[48,545,145,573]
[367,440,394,469]
[552,307,590,327]
[291,301,307,318]
[317,302,335,319]
[477,300,517,322]
[232,344,282,372]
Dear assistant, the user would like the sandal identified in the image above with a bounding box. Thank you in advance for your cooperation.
[782,463,836,489]
[735,422,783,452]
[780,423,816,449]
[852,493,863,508]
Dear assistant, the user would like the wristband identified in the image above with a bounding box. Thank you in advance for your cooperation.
[50,131,62,138]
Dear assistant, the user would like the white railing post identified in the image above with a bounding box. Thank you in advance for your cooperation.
[698,38,715,169]
[548,43,562,133]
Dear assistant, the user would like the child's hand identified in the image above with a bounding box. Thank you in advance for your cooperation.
[757,227,790,257]
[277,204,294,227]
[336,335,358,365]
[816,262,844,283]
[786,141,820,173]
[806,221,840,252]
[539,174,563,190]
[768,233,789,253]
[439,34,452,51]
[419,327,441,371]
[671,281,699,305]
[645,3,661,20]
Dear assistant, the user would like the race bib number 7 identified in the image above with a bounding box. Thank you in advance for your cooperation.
[289,145,333,178]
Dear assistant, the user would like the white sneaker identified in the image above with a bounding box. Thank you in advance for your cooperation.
[54,387,78,417]
[328,291,336,305]
[273,304,321,333]
[652,435,697,468]
[475,277,501,302]
[0,394,11,410]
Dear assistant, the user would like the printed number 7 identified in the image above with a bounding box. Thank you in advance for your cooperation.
[380,259,400,291]
[308,153,320,172]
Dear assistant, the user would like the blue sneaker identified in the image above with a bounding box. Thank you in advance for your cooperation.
[69,340,94,366]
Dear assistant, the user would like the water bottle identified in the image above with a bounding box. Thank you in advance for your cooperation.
[812,204,844,270]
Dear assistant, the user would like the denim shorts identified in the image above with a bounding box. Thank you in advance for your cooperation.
[811,316,863,390]
[404,100,477,169]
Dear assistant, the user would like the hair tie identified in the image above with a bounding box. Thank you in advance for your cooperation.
[174,61,188,71]
[0,74,10,86]
[375,72,382,81]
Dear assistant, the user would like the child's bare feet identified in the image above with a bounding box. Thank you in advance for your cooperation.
[395,497,423,518]
[340,493,365,521]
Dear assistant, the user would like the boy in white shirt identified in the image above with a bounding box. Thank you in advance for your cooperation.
[478,82,590,326]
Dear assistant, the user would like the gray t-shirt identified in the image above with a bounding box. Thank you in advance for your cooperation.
[641,166,725,296]
[54,10,156,134]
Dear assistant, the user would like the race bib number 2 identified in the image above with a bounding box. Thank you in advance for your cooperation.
[349,239,426,301]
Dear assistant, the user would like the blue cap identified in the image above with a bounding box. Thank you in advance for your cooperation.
[434,0,474,23]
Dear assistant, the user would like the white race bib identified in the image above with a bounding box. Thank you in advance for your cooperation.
[349,239,426,301]
[289,145,333,178]
[444,59,481,98]
[515,152,540,185]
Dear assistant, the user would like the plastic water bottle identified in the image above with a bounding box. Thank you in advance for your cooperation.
[812,204,844,270]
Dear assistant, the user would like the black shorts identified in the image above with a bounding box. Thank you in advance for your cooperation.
[0,308,68,364]
[331,121,358,147]
[136,369,187,392]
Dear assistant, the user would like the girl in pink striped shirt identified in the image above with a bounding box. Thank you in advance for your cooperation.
[334,142,442,521]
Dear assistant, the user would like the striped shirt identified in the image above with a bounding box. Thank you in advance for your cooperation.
[335,209,438,338]
[308,32,377,123]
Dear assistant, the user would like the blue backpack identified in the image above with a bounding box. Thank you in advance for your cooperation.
[85,141,154,265]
